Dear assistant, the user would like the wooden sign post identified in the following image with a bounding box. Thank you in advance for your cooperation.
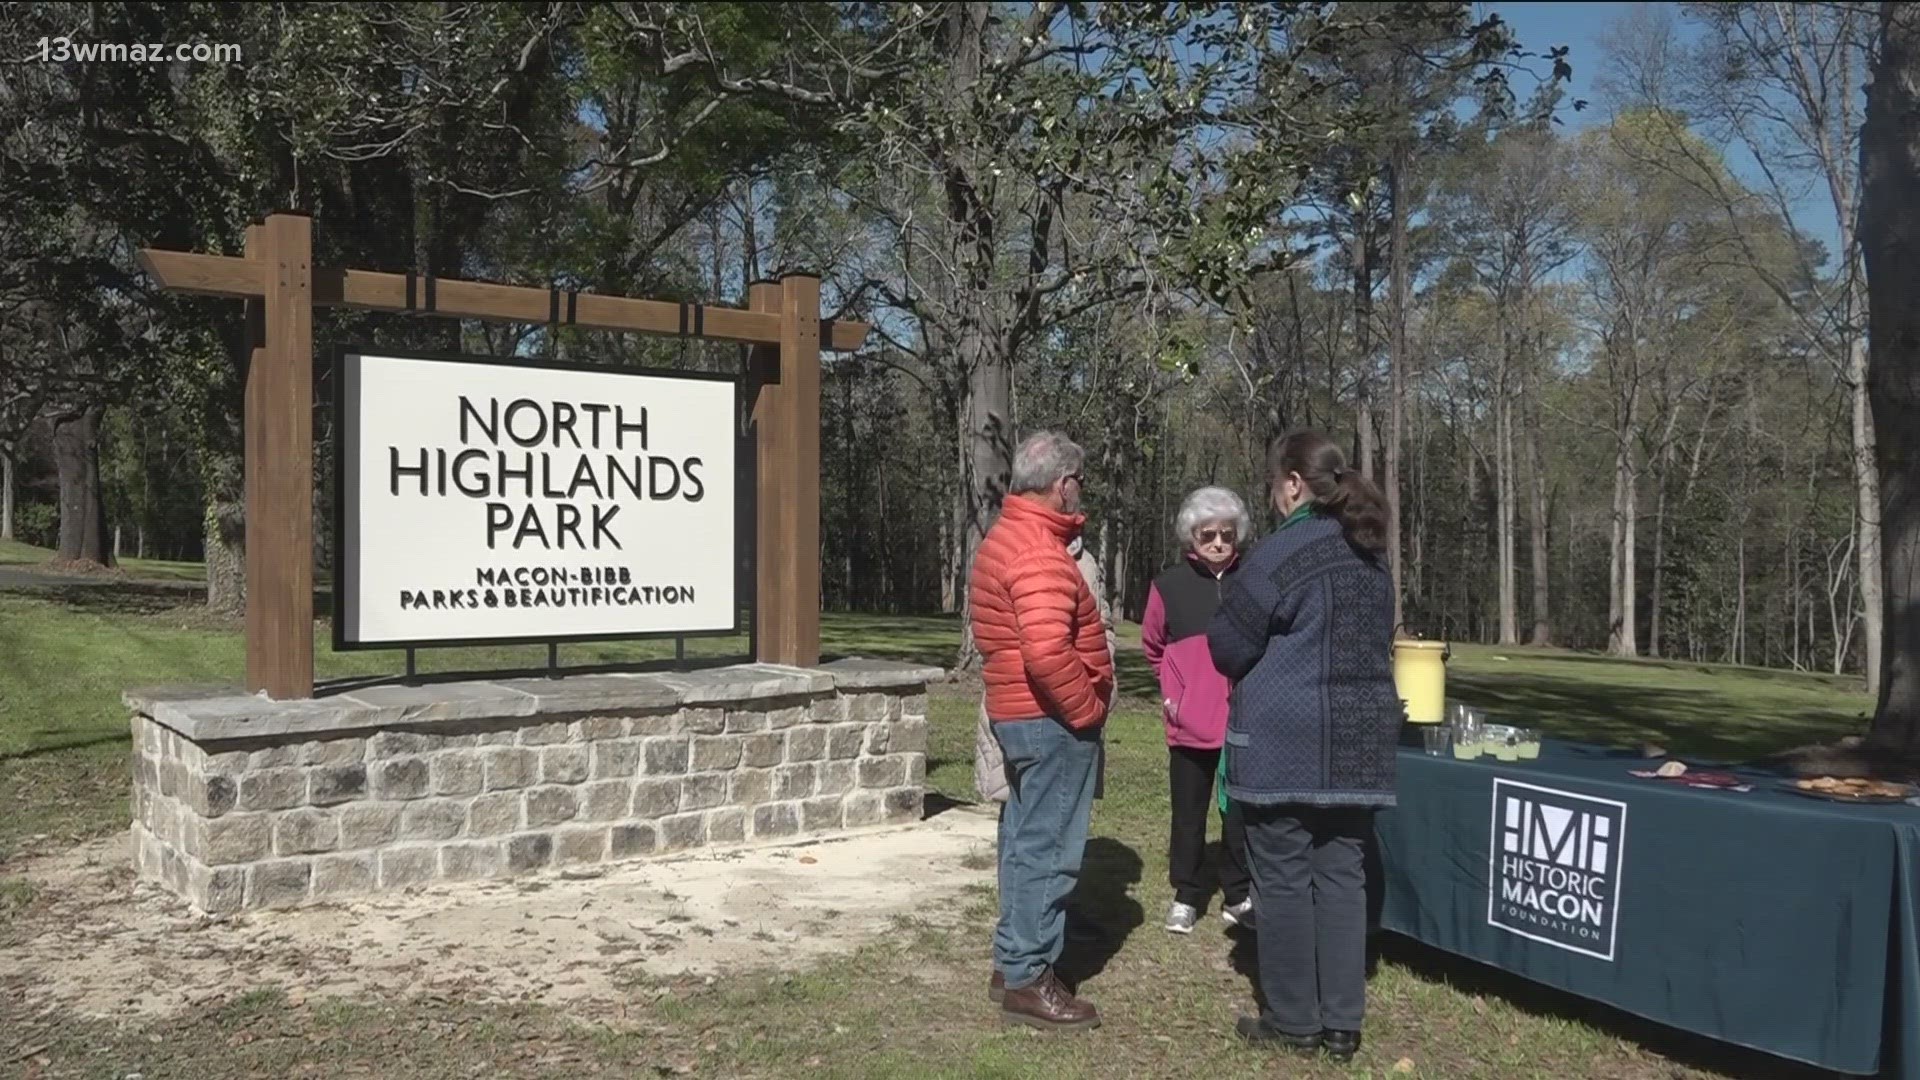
[140,211,864,699]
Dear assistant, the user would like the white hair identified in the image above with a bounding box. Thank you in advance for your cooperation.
[1175,486,1251,547]
[1010,431,1085,495]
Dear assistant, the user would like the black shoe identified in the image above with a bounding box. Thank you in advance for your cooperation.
[1235,1015,1322,1053]
[1323,1029,1362,1061]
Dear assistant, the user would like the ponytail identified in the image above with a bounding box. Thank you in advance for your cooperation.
[1267,431,1389,556]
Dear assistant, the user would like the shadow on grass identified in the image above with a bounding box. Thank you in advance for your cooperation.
[1448,669,1868,759]
[1058,836,1145,990]
[0,731,130,763]
[1375,935,1842,1080]
[0,580,208,617]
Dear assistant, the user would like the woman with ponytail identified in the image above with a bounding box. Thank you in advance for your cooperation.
[1205,430,1400,1063]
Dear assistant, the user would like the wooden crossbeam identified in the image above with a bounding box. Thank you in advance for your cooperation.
[136,248,869,351]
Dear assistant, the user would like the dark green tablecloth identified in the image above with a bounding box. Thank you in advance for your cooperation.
[1374,740,1920,1077]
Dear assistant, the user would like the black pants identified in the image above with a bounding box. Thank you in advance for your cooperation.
[1243,804,1372,1036]
[1167,746,1251,908]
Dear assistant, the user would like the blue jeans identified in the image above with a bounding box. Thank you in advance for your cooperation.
[992,717,1101,990]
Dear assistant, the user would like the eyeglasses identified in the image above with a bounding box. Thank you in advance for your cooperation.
[1196,528,1237,545]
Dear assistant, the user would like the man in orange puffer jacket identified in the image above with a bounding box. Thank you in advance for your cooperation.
[970,430,1114,1032]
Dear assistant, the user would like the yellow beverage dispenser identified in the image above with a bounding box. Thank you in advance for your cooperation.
[1393,639,1448,724]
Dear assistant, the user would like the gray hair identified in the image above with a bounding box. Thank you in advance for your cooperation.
[1010,431,1085,495]
[1175,486,1251,546]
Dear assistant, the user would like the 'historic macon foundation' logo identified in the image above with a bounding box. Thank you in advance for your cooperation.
[1487,779,1627,961]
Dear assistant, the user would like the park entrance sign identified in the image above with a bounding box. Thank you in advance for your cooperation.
[334,350,740,649]
[135,211,862,698]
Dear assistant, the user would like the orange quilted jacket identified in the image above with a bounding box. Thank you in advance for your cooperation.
[969,495,1114,731]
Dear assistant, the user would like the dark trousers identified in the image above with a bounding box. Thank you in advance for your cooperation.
[1167,746,1251,908]
[1243,804,1373,1035]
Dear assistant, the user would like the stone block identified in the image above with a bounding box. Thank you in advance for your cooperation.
[201,813,272,865]
[890,718,930,755]
[610,823,657,859]
[540,745,591,785]
[690,736,743,772]
[237,768,308,811]
[859,756,908,789]
[341,681,538,727]
[818,761,858,796]
[827,724,866,760]
[524,786,580,828]
[208,748,254,774]
[864,724,891,756]
[843,791,886,828]
[849,694,889,723]
[591,740,643,780]
[467,792,522,836]
[631,778,682,819]
[378,846,439,889]
[250,744,303,769]
[681,772,730,811]
[400,799,467,841]
[312,853,376,899]
[186,863,247,914]
[580,780,633,822]
[482,747,538,790]
[728,769,774,806]
[519,722,572,745]
[706,807,747,844]
[247,859,313,907]
[775,763,818,801]
[309,764,367,806]
[628,711,679,737]
[575,716,628,741]
[751,803,800,840]
[886,695,905,722]
[476,729,520,746]
[818,658,945,690]
[274,807,340,855]
[644,737,691,775]
[900,693,929,719]
[681,707,726,735]
[809,697,846,725]
[186,774,238,818]
[427,752,483,797]
[883,787,923,823]
[507,833,554,872]
[906,756,927,785]
[555,826,610,866]
[370,758,431,801]
[440,841,505,882]
[785,727,827,763]
[659,813,707,851]
[741,734,784,768]
[800,796,845,833]
[338,804,403,848]
[369,730,438,758]
[723,709,768,734]
[766,706,807,731]
[303,737,367,766]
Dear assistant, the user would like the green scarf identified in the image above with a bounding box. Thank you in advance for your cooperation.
[1219,502,1316,814]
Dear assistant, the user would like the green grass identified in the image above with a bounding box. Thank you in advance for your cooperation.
[0,579,1877,1078]
[0,536,208,582]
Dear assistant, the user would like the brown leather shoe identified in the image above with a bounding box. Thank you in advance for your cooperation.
[1000,970,1100,1031]
[989,971,1005,1003]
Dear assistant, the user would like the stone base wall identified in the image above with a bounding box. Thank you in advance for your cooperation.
[125,660,939,914]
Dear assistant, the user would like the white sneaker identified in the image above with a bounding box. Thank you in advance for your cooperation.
[1222,899,1255,928]
[1165,901,1200,934]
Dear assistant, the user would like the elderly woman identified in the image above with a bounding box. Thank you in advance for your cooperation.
[1142,486,1255,935]
[1207,431,1400,1063]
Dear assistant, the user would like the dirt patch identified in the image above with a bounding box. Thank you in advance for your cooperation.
[1,807,998,1021]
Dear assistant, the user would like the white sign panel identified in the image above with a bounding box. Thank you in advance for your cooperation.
[334,350,738,648]
[1487,779,1627,961]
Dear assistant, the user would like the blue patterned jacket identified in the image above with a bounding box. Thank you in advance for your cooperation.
[1206,510,1402,807]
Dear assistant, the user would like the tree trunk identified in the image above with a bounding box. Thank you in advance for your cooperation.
[1495,337,1519,646]
[1608,428,1639,658]
[1851,330,1884,685]
[1526,397,1552,645]
[0,448,13,540]
[1864,0,1920,754]
[1351,215,1376,483]
[1388,145,1411,635]
[1733,534,1747,665]
[205,511,245,618]
[52,407,112,567]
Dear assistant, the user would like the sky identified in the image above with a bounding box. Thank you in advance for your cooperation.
[1484,0,1847,259]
